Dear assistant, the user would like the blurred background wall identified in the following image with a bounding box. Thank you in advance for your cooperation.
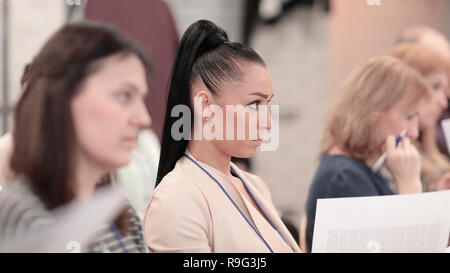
[0,0,449,228]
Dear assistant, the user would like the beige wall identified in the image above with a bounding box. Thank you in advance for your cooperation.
[0,0,4,132]
[9,0,66,107]
[0,0,66,134]
[167,0,245,42]
[329,0,448,90]
[251,6,330,225]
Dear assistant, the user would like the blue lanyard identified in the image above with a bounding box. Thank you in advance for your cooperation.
[109,223,130,253]
[229,165,290,246]
[184,154,289,253]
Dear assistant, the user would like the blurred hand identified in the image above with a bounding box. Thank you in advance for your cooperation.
[438,172,450,191]
[385,135,422,194]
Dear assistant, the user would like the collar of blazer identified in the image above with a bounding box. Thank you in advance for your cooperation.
[182,151,301,252]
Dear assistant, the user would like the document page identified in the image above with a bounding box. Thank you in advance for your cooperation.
[312,190,450,253]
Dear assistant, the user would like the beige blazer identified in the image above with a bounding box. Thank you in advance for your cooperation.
[143,151,301,253]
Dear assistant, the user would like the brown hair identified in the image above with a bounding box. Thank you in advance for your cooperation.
[11,21,149,232]
[321,55,431,161]
[390,43,450,190]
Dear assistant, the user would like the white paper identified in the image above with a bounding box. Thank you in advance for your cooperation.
[312,190,450,253]
[441,118,450,156]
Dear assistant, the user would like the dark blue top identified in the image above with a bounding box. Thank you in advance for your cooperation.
[305,154,395,252]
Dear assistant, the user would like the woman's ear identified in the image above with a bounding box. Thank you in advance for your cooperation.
[192,90,213,119]
[198,90,211,109]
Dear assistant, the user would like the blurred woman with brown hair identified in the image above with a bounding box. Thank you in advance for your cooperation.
[0,22,151,252]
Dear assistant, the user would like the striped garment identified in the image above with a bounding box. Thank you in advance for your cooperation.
[0,179,147,253]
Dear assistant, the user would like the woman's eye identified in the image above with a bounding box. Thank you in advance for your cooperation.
[247,102,259,110]
[118,92,131,102]
[431,82,441,91]
[406,114,416,121]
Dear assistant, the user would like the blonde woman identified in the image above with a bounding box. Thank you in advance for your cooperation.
[389,43,450,192]
[304,55,431,252]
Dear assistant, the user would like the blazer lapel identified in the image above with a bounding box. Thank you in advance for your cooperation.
[230,163,301,252]
[182,152,257,229]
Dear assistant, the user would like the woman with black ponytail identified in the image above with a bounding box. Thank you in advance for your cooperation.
[143,20,301,253]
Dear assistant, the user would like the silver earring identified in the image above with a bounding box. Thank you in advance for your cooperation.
[203,109,211,121]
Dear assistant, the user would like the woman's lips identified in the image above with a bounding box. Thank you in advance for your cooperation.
[123,136,137,142]
[251,139,263,145]
[122,137,137,147]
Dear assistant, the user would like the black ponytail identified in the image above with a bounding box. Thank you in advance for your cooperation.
[156,20,265,186]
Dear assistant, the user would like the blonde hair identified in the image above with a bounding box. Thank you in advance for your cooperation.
[321,55,431,161]
[419,128,450,191]
[389,42,449,77]
[390,43,450,190]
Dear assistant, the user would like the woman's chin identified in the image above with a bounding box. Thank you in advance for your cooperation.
[108,155,133,170]
[420,121,436,131]
[233,146,258,158]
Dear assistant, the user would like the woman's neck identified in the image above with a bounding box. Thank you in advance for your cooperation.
[420,126,438,155]
[73,154,107,200]
[364,152,382,168]
[188,140,232,178]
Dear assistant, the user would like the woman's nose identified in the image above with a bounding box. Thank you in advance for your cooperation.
[407,123,419,140]
[132,101,152,128]
[258,105,272,131]
[438,91,448,110]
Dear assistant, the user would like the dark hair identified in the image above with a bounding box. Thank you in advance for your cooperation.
[11,21,149,231]
[156,20,265,186]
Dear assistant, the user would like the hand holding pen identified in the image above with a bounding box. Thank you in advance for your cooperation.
[373,129,422,194]
[371,130,407,172]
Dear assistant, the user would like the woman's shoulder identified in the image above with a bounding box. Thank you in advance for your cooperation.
[0,179,52,244]
[0,178,46,210]
[316,154,371,178]
[149,160,209,210]
[143,159,212,245]
[154,159,200,193]
[311,154,380,197]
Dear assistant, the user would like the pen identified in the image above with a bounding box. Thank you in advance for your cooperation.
[371,129,407,172]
